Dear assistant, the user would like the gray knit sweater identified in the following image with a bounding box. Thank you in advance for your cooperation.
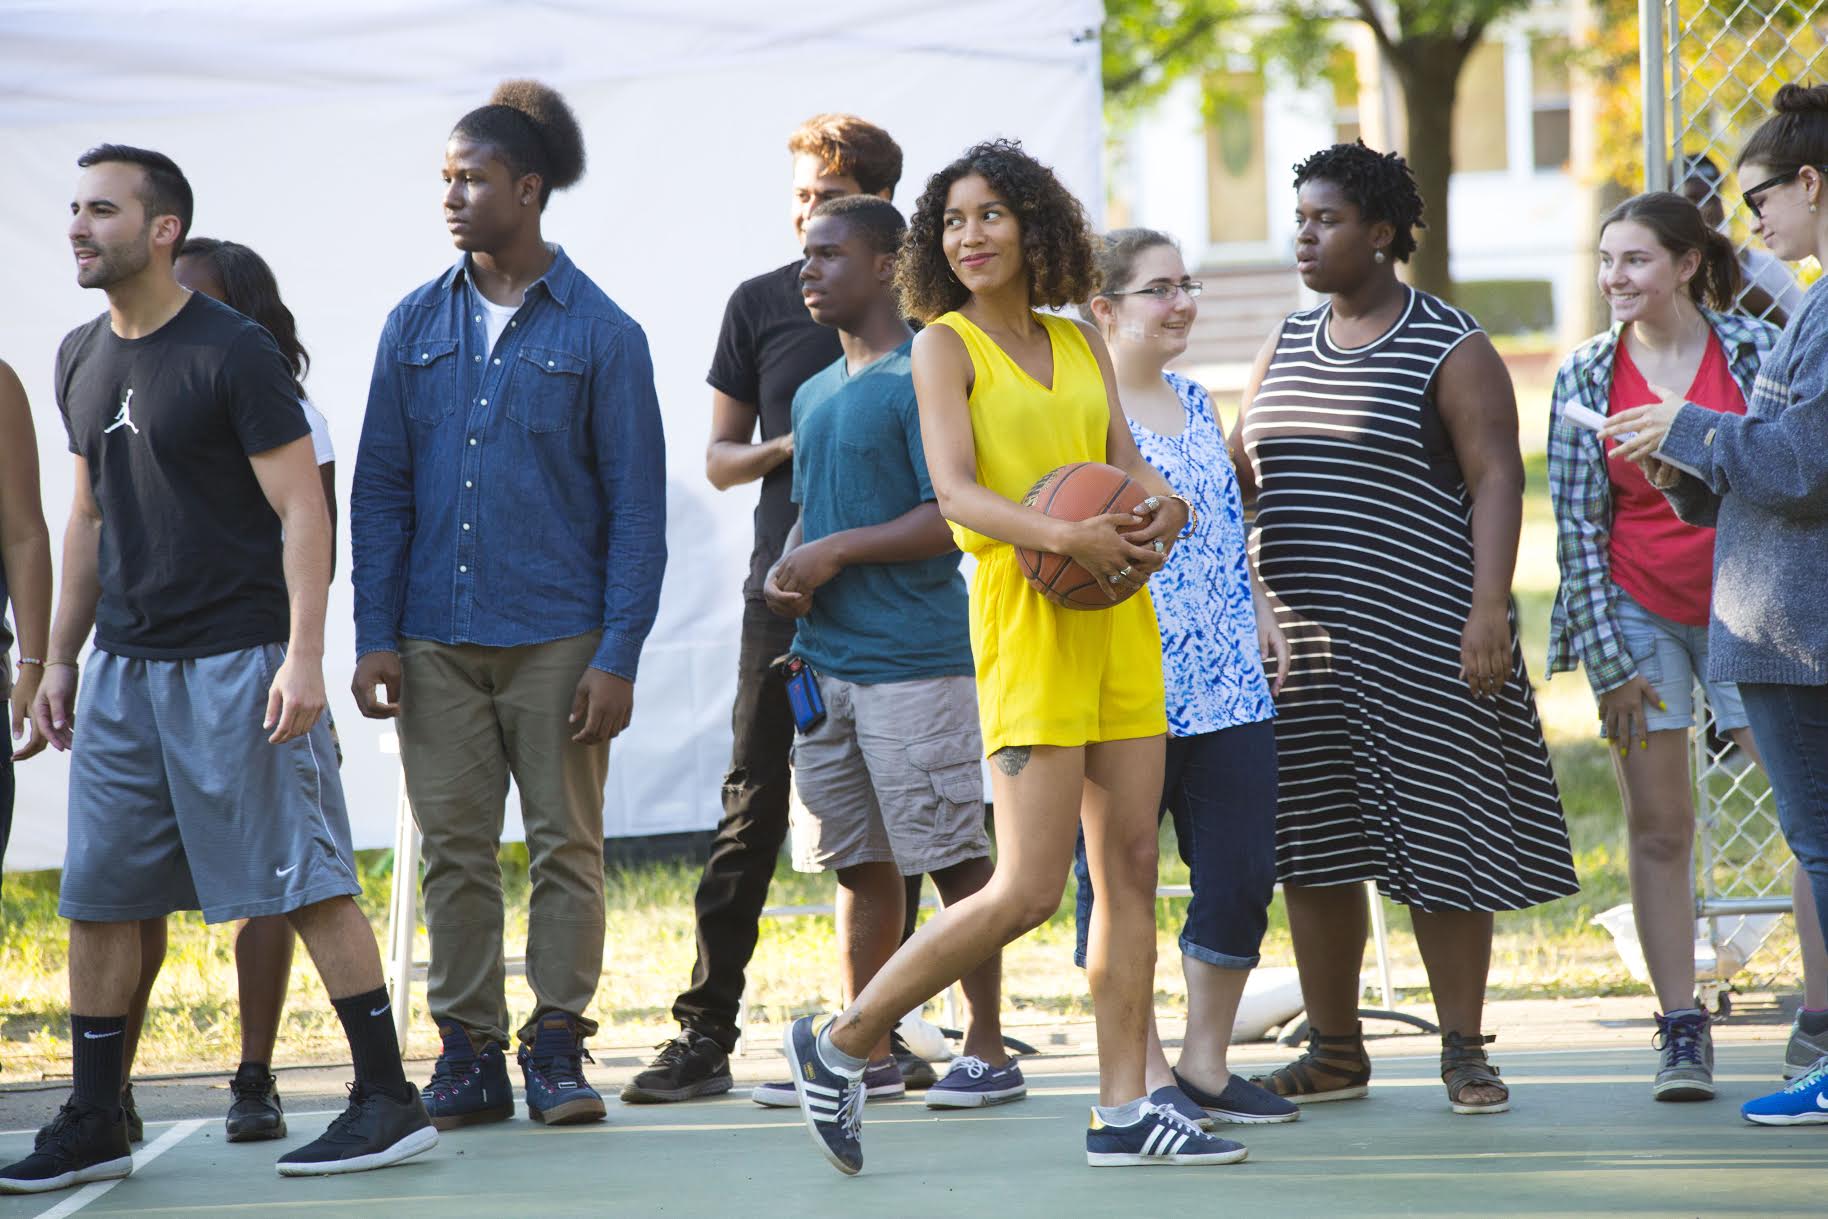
[1663,279,1828,686]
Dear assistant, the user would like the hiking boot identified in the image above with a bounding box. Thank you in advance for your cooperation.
[422,1020,514,1130]
[276,1084,437,1177]
[0,1101,132,1195]
[1653,1008,1715,1102]
[225,1064,287,1142]
[890,1029,938,1090]
[621,1029,734,1104]
[121,1083,143,1144]
[519,1012,606,1126]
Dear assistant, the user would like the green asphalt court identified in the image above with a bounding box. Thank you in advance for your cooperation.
[1,1038,1820,1219]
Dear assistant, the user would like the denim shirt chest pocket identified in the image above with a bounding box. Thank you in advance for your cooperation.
[394,339,462,425]
[511,345,587,433]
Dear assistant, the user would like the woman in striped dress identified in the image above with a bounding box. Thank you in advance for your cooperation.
[1234,142,1579,1115]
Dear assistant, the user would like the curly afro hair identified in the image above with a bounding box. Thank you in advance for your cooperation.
[1292,140,1425,262]
[895,139,1099,323]
[452,79,586,209]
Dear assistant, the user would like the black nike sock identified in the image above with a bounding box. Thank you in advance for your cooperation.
[71,1014,128,1111]
[330,987,412,1101]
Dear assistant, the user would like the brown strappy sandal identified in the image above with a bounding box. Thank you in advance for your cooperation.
[1250,1022,1371,1103]
[1441,1031,1510,1115]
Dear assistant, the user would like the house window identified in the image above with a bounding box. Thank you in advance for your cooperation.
[1532,36,1572,171]
[1205,75,1269,244]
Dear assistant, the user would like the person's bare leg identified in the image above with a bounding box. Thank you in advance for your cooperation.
[1081,735,1166,1106]
[1283,883,1368,1034]
[69,921,142,1017]
[1616,731,1701,1011]
[285,896,385,998]
[927,855,1008,1065]
[830,746,1083,1061]
[1172,957,1251,1094]
[235,916,296,1066]
[1729,727,1828,1007]
[1142,1019,1175,1093]
[834,861,905,1063]
[122,917,168,1080]
[1410,908,1501,1108]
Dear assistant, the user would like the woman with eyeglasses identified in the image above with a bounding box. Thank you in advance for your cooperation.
[1067,229,1294,1130]
[1605,81,1828,1126]
[1234,141,1578,1117]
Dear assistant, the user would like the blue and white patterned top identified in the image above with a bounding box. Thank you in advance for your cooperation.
[1132,372,1275,737]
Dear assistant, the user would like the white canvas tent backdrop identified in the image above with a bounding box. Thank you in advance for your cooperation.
[0,1,1104,871]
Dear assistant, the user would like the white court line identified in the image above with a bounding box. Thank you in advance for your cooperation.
[28,1118,204,1219]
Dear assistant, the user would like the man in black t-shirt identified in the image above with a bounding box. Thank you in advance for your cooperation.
[0,146,434,1198]
[623,115,905,1103]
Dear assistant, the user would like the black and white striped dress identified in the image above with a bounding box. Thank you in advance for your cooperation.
[1244,288,1578,912]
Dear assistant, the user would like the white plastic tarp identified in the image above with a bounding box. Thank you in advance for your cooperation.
[0,0,1104,870]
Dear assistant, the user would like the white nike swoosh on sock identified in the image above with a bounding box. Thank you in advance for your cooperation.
[370,1005,390,1017]
[83,1030,123,1039]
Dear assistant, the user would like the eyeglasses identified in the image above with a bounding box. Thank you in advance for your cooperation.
[1103,280,1203,301]
[1743,167,1825,220]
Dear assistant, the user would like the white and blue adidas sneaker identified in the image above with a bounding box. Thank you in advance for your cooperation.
[784,1016,867,1175]
[1085,1100,1249,1167]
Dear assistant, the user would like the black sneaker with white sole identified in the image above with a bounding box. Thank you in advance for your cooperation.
[226,1064,288,1141]
[784,1016,866,1176]
[275,1084,437,1178]
[621,1029,734,1103]
[121,1084,144,1144]
[0,1101,133,1195]
[890,1030,939,1090]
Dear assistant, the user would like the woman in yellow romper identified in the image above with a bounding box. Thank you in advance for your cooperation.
[782,141,1246,1173]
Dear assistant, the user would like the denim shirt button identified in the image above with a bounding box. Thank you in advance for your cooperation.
[468,438,477,446]
[459,565,467,573]
[480,398,488,406]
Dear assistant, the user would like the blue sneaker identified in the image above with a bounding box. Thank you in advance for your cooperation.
[784,1016,866,1176]
[926,1056,1027,1108]
[1148,1084,1213,1130]
[518,1013,606,1126]
[1742,1055,1828,1126]
[753,1058,902,1107]
[1086,1100,1249,1166]
[422,1020,514,1130]
[1173,1069,1300,1124]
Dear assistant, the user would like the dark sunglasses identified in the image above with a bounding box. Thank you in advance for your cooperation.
[1743,166,1826,220]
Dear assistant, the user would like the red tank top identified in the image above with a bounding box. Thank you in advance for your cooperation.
[1606,329,1746,626]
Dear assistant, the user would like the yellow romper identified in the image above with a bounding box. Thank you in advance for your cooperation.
[928,310,1167,757]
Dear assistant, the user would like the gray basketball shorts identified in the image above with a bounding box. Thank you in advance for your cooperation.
[59,644,360,924]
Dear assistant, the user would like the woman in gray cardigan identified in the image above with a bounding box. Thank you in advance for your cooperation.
[1607,81,1828,1128]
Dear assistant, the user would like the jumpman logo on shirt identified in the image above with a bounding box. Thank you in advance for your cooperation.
[104,386,138,435]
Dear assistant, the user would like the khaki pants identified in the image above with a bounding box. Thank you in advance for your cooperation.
[397,633,609,1046]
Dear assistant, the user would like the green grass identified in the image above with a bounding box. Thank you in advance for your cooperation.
[0,419,1795,1079]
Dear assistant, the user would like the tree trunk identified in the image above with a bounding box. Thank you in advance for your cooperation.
[1387,38,1472,302]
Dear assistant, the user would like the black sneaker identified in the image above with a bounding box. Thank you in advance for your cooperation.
[784,1016,866,1176]
[275,1084,437,1178]
[0,1100,133,1195]
[620,1029,734,1104]
[121,1083,144,1144]
[226,1064,288,1141]
[890,1030,938,1090]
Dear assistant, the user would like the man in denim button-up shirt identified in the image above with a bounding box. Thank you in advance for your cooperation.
[350,82,665,1131]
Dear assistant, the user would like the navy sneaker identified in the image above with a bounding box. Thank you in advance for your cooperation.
[1085,1101,1249,1167]
[784,1016,866,1176]
[0,1101,132,1195]
[226,1064,288,1141]
[422,1020,515,1130]
[621,1029,733,1104]
[276,1084,437,1177]
[121,1084,144,1144]
[1173,1068,1300,1124]
[520,1012,607,1126]
[753,1057,901,1107]
[1147,1084,1213,1130]
[1742,1055,1828,1126]
[926,1056,1028,1108]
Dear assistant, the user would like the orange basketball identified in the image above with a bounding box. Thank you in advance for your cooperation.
[1016,462,1150,609]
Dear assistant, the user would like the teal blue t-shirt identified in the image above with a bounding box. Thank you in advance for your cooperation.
[789,341,972,684]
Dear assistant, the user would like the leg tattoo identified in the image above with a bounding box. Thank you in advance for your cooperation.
[993,745,1032,777]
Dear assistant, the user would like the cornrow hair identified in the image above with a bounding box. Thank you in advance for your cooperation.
[452,79,586,209]
[1292,140,1427,262]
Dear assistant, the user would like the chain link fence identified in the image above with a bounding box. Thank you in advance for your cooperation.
[1641,0,1826,997]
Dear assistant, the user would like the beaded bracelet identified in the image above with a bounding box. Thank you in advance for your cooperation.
[16,657,43,668]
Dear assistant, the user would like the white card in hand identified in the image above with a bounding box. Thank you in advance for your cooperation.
[1562,401,1631,440]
